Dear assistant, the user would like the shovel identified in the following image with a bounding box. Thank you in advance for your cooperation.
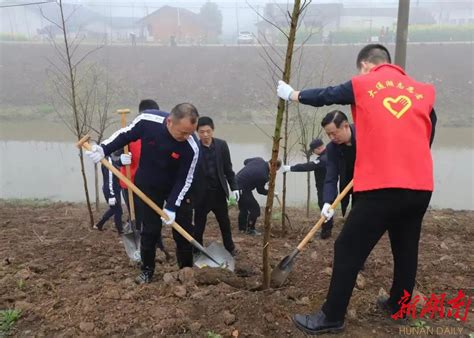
[117,109,141,262]
[270,180,354,287]
[77,135,234,271]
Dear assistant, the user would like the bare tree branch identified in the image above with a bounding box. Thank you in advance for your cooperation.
[247,0,289,40]
[75,44,104,67]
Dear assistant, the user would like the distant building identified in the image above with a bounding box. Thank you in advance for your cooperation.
[82,17,139,43]
[139,6,218,45]
[0,3,138,43]
[427,1,474,25]
[341,7,436,28]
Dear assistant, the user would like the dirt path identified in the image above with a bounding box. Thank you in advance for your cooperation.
[1,200,473,336]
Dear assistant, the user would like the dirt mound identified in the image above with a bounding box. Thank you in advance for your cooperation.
[0,200,473,336]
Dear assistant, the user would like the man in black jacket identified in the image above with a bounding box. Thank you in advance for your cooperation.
[319,111,356,223]
[236,157,281,235]
[281,138,334,239]
[193,117,239,255]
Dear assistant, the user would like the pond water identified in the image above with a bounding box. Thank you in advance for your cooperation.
[1,121,472,210]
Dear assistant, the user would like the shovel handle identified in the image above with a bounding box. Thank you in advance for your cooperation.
[296,180,354,251]
[119,109,136,223]
[77,136,195,244]
[274,194,282,207]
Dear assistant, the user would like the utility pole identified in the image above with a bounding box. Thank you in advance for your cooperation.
[235,2,240,40]
[394,0,410,69]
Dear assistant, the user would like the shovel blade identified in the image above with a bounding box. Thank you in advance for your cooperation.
[194,242,235,272]
[270,249,300,287]
[122,230,141,263]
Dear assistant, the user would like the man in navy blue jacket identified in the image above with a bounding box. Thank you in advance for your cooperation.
[281,138,334,239]
[94,152,123,234]
[236,157,281,235]
[86,103,200,284]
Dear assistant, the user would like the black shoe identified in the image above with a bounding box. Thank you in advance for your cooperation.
[292,310,344,335]
[135,270,153,284]
[376,295,401,319]
[246,229,261,236]
[229,248,239,257]
[320,228,332,239]
[238,229,247,233]
[93,223,103,231]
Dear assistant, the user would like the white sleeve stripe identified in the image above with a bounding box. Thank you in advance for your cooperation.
[175,136,200,207]
[108,158,114,197]
[102,113,165,146]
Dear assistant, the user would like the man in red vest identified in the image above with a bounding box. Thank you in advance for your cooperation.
[277,44,437,334]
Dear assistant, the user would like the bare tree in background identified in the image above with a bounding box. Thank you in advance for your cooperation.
[83,65,118,210]
[249,1,320,236]
[292,48,332,217]
[41,0,104,227]
[249,0,310,290]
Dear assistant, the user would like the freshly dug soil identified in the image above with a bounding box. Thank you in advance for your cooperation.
[0,200,472,336]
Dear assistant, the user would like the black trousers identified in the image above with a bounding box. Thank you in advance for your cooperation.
[238,190,261,231]
[122,188,143,231]
[123,188,165,250]
[97,191,123,232]
[321,189,432,321]
[194,187,235,252]
[316,185,334,231]
[139,185,194,274]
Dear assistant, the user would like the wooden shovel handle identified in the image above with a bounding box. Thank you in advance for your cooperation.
[119,109,135,222]
[296,180,354,251]
[76,135,195,243]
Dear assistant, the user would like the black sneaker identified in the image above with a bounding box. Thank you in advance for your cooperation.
[246,229,261,236]
[135,271,153,284]
[229,248,239,257]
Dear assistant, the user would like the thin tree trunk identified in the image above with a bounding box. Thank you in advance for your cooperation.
[281,103,289,236]
[262,0,303,290]
[79,148,94,226]
[59,0,94,227]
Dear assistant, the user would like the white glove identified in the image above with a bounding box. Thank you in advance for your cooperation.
[231,190,240,202]
[321,203,335,222]
[277,80,294,101]
[274,191,279,197]
[161,208,176,225]
[108,197,116,206]
[85,145,105,163]
[120,152,132,166]
[282,165,291,173]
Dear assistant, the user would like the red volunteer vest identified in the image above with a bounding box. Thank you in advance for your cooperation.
[351,64,435,192]
[119,139,141,188]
